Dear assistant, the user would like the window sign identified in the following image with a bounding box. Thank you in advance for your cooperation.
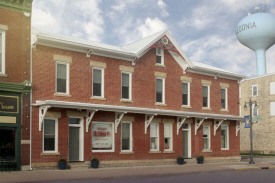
[92,122,113,151]
[0,95,18,113]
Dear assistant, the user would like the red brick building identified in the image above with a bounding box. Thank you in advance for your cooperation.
[30,28,245,169]
[0,0,33,171]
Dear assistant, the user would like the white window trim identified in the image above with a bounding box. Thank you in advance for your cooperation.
[68,117,84,161]
[221,87,227,110]
[92,67,105,98]
[252,104,258,117]
[221,125,229,150]
[121,121,133,152]
[92,121,114,152]
[43,117,58,153]
[164,123,173,151]
[182,81,190,106]
[203,85,210,108]
[0,30,5,74]
[270,82,275,95]
[156,48,164,65]
[121,71,132,100]
[203,125,211,150]
[156,77,165,104]
[56,61,70,94]
[239,86,241,98]
[150,123,159,151]
[252,85,258,97]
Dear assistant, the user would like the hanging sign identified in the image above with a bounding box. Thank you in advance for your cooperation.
[252,116,263,122]
[244,116,250,128]
[0,95,18,113]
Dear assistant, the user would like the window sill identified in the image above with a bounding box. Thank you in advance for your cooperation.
[54,93,72,97]
[221,148,229,151]
[155,103,167,106]
[202,107,211,111]
[202,149,212,153]
[91,97,106,100]
[181,105,192,109]
[120,99,133,103]
[163,151,174,153]
[0,73,8,77]
[220,109,229,112]
[41,152,60,156]
[149,151,161,153]
[155,64,166,68]
[119,151,134,154]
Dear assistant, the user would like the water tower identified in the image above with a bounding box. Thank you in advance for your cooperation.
[236,10,275,76]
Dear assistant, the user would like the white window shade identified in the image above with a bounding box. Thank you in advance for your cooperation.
[270,82,275,95]
[164,125,171,137]
[150,124,157,137]
[270,102,275,116]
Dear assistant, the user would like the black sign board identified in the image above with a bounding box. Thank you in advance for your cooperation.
[0,95,18,113]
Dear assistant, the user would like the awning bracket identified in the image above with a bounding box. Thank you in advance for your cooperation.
[145,114,155,134]
[39,106,51,131]
[86,110,96,132]
[214,119,225,136]
[177,117,187,135]
[236,121,242,136]
[195,118,205,135]
[115,112,126,133]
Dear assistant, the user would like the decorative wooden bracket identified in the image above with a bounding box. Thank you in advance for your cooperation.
[39,106,51,131]
[87,50,92,57]
[214,119,225,136]
[86,110,97,132]
[195,118,205,135]
[236,121,242,136]
[145,114,156,134]
[177,117,187,135]
[115,112,126,133]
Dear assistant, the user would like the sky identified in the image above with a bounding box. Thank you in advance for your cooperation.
[32,0,275,77]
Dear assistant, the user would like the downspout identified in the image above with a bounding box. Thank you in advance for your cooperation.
[29,41,33,171]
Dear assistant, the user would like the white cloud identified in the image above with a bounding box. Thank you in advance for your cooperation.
[138,17,167,38]
[157,0,169,17]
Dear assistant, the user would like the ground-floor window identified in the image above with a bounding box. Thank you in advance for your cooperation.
[164,123,172,151]
[92,122,114,152]
[43,118,58,153]
[0,128,15,160]
[203,126,210,150]
[221,125,229,150]
[150,123,159,151]
[121,122,132,151]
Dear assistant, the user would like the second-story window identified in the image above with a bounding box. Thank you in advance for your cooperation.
[121,72,131,100]
[203,85,210,108]
[56,62,69,94]
[0,31,5,74]
[182,82,190,106]
[93,68,104,97]
[156,48,164,65]
[221,88,227,110]
[156,78,165,103]
[252,85,258,97]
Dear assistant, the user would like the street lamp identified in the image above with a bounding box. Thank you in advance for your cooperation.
[244,98,258,164]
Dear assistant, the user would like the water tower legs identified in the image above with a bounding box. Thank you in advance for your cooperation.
[255,49,267,76]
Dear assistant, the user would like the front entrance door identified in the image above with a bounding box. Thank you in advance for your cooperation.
[182,130,188,158]
[68,117,83,162]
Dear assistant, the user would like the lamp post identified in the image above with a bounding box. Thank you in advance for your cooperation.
[244,98,258,164]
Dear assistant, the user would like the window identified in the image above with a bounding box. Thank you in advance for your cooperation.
[252,104,258,117]
[270,82,275,95]
[121,72,131,100]
[43,118,58,152]
[239,87,241,98]
[252,85,258,96]
[93,68,104,97]
[92,122,114,152]
[150,123,159,151]
[164,124,172,151]
[121,122,132,152]
[182,82,190,106]
[56,62,69,94]
[203,85,210,108]
[156,78,165,103]
[221,125,229,150]
[156,48,164,65]
[270,102,275,116]
[221,88,227,110]
[203,126,210,150]
[0,31,5,74]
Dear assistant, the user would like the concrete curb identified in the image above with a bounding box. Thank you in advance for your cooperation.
[234,166,275,170]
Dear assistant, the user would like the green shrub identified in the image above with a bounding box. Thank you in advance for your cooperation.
[178,156,184,159]
[198,155,204,159]
[91,157,99,161]
[59,158,66,162]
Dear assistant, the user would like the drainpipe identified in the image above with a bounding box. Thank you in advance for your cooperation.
[29,40,33,171]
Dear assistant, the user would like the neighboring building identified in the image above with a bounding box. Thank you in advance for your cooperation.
[30,28,245,169]
[0,0,33,170]
[240,73,275,154]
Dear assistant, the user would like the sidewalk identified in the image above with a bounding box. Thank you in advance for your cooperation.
[0,158,275,183]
